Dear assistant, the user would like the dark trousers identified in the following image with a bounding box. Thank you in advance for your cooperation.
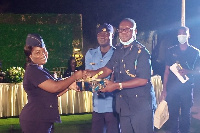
[20,119,54,133]
[119,110,154,133]
[166,87,193,133]
[91,111,119,133]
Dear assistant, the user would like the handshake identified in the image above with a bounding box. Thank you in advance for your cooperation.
[69,69,117,93]
[77,70,105,92]
[69,70,105,92]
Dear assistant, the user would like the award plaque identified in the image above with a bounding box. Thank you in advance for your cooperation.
[170,63,189,83]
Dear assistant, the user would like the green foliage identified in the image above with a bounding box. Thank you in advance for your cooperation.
[4,67,25,83]
[0,14,83,71]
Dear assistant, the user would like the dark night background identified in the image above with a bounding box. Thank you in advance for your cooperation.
[1,0,200,45]
[0,0,200,76]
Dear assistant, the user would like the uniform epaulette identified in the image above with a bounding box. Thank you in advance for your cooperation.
[88,48,94,51]
[135,43,144,54]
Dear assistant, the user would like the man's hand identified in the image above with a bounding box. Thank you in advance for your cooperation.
[159,89,167,102]
[100,79,118,92]
[178,68,189,76]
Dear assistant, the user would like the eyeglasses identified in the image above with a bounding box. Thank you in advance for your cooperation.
[117,28,134,33]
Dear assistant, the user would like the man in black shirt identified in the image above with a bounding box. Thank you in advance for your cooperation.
[161,26,200,133]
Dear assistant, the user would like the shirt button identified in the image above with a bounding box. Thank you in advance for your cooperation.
[50,105,53,108]
[120,95,122,98]
[136,95,138,97]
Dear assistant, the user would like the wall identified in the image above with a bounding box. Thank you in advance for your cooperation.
[0,14,83,71]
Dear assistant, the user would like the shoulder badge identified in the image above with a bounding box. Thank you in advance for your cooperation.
[136,43,143,49]
[136,43,143,54]
[89,48,94,51]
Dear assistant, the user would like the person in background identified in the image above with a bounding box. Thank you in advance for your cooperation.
[63,56,79,78]
[83,18,155,133]
[160,26,200,133]
[85,23,119,133]
[19,33,82,133]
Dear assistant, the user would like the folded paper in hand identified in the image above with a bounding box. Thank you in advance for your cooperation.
[170,63,189,83]
[154,100,169,129]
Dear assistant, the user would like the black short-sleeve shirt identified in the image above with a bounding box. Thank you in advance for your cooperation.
[166,45,200,90]
[20,63,61,123]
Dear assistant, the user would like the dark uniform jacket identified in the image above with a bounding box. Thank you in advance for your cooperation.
[19,63,61,123]
[106,41,153,116]
[166,45,200,92]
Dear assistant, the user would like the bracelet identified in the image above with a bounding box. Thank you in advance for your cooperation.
[119,83,123,90]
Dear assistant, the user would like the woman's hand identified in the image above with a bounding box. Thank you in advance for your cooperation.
[69,81,80,92]
[83,70,92,80]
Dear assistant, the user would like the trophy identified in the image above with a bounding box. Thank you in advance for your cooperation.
[76,71,105,92]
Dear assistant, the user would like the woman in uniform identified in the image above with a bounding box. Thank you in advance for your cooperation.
[19,33,82,133]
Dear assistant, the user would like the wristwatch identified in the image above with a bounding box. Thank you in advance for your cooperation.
[119,83,123,90]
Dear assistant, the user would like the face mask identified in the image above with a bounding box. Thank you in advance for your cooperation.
[120,32,136,46]
[177,35,188,44]
[120,37,134,45]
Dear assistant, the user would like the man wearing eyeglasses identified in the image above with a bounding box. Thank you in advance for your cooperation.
[83,18,155,133]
